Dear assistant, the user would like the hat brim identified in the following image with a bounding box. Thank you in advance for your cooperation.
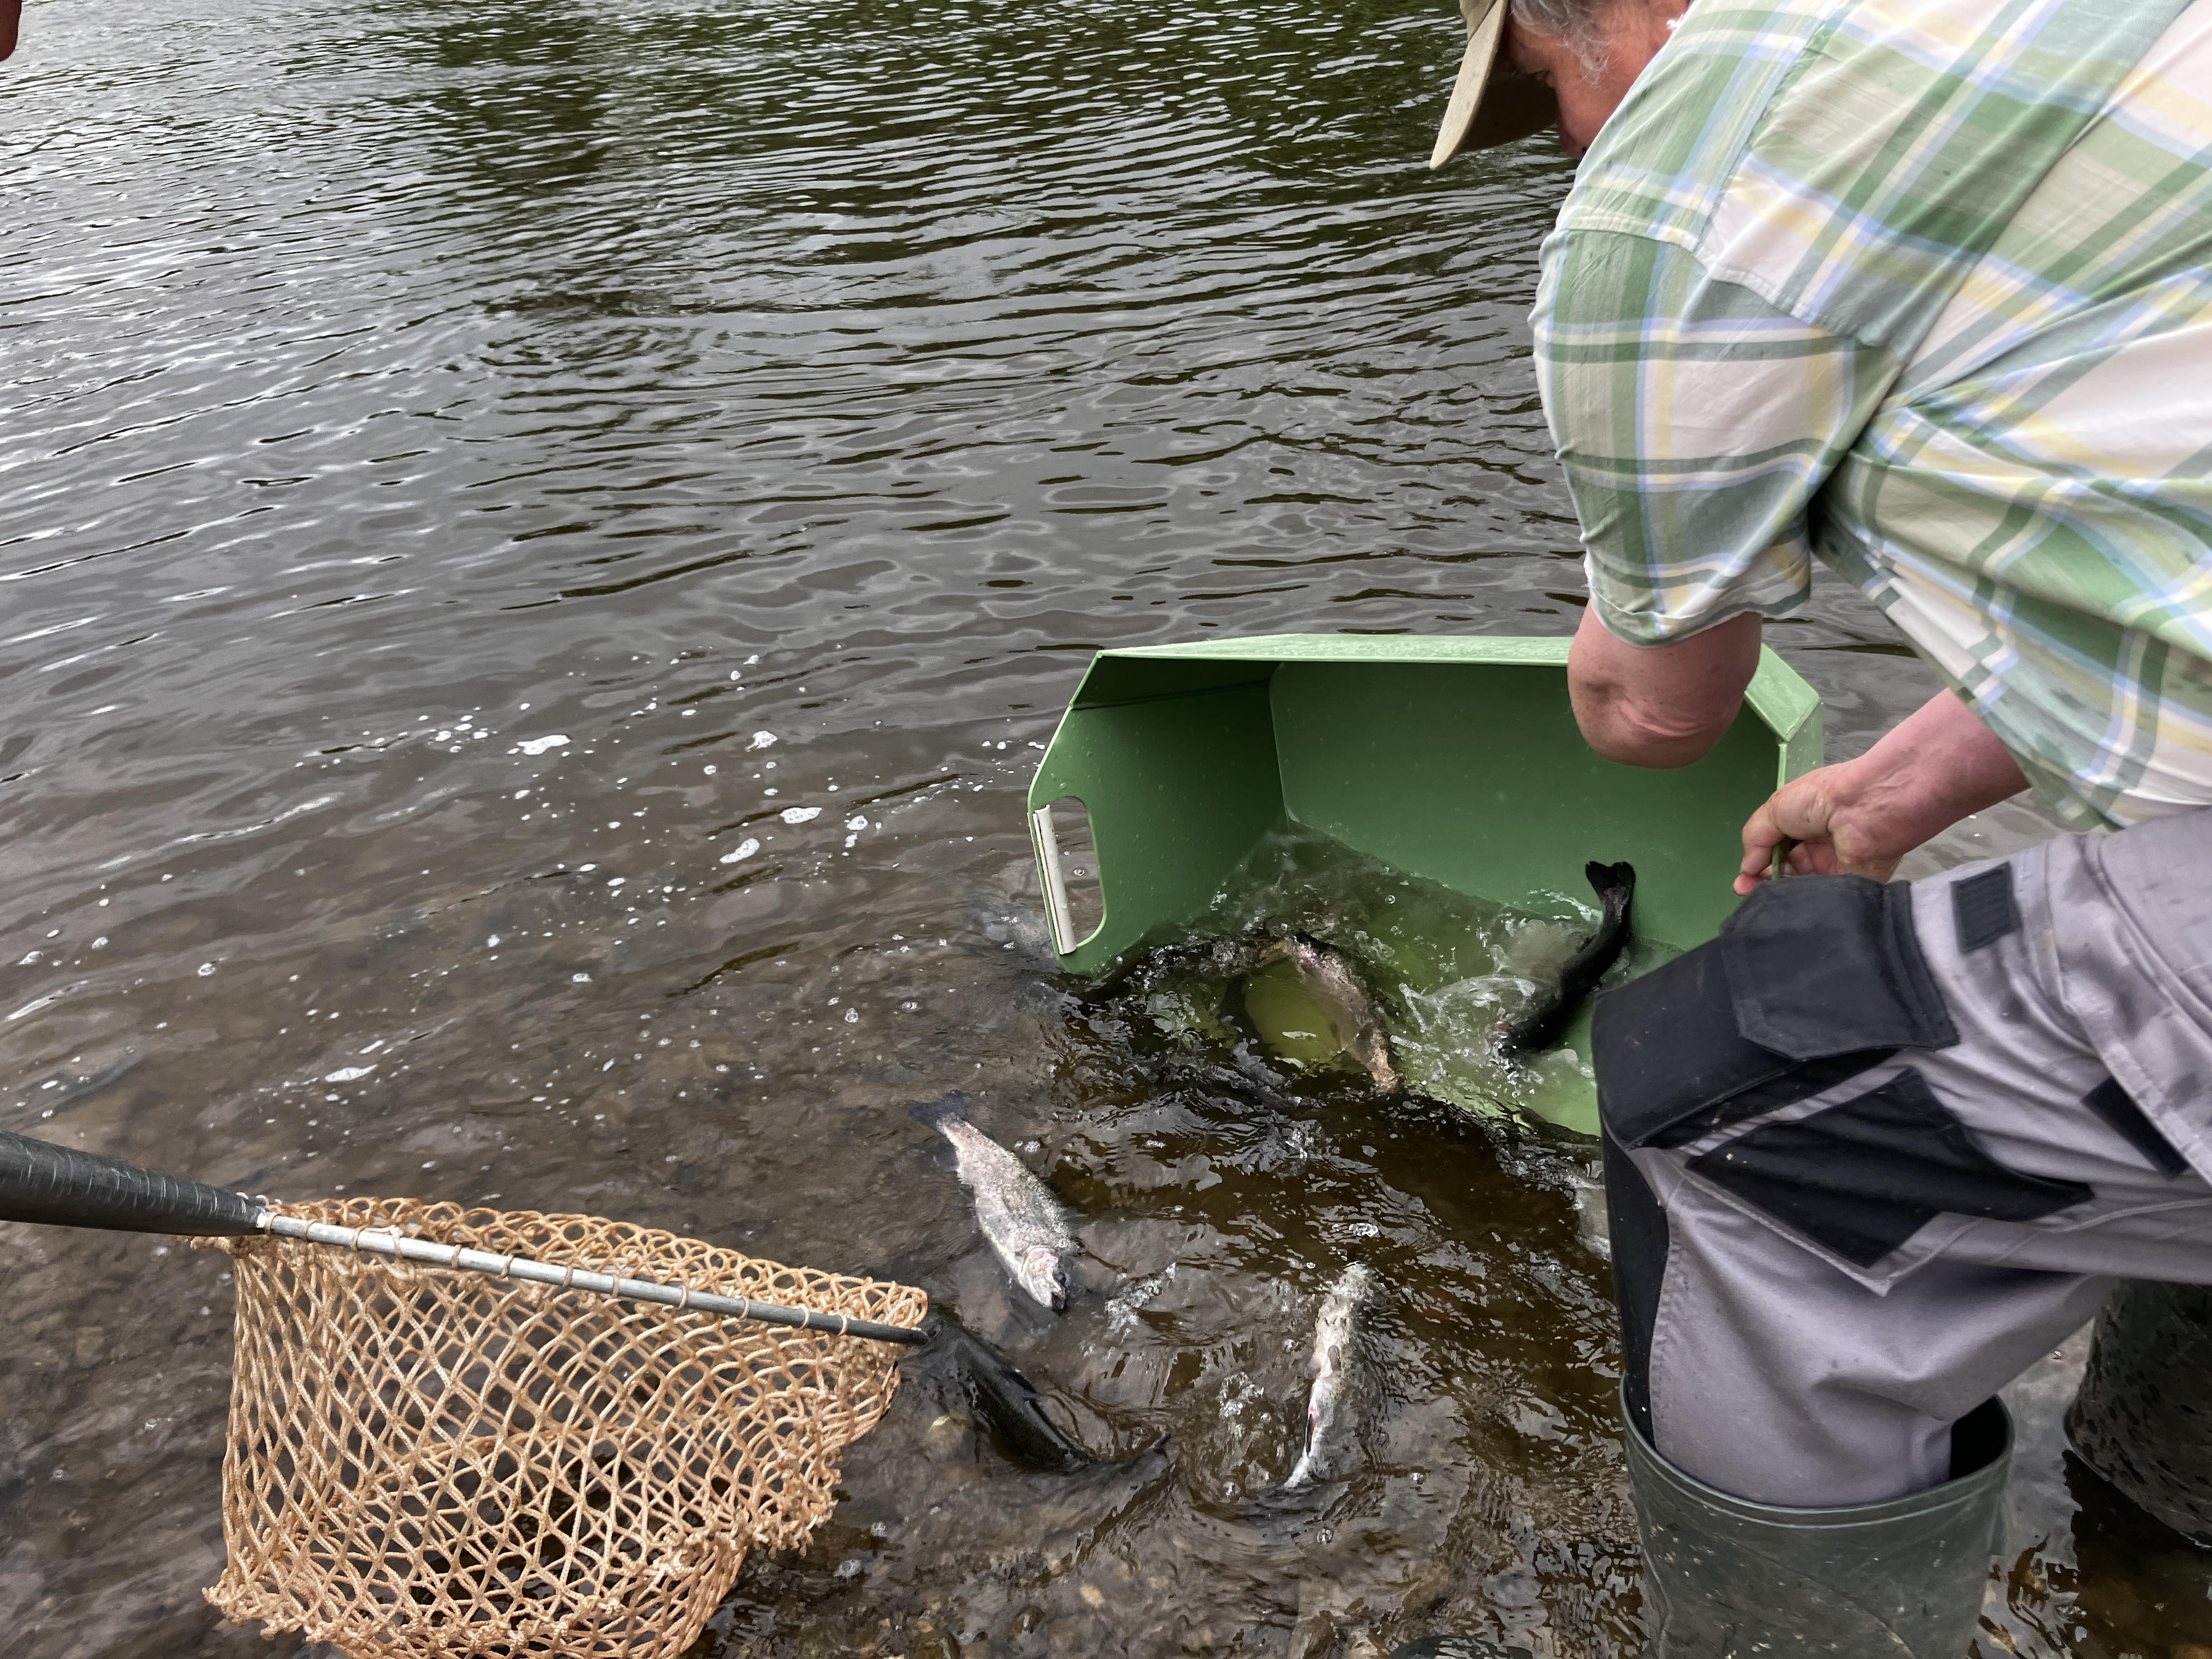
[1429,0,1559,168]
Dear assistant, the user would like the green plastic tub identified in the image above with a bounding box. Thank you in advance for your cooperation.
[1026,635,1821,1124]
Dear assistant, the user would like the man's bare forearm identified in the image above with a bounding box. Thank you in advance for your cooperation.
[1734,690,2029,892]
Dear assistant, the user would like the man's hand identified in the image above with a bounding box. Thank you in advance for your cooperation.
[1567,603,1764,768]
[1736,689,2029,894]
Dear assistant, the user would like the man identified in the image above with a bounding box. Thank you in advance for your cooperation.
[1434,0,2212,1650]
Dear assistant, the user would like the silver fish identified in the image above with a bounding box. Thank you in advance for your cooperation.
[1256,934,1401,1094]
[1286,1261,1376,1487]
[910,1091,1075,1311]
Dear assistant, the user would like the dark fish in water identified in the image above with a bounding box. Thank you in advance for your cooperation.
[1285,1261,1376,1487]
[910,1091,1075,1310]
[1494,860,1635,1060]
[919,1309,1160,1474]
[1247,933,1401,1095]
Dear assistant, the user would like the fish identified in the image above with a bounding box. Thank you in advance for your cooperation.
[1494,860,1634,1061]
[964,888,1057,968]
[26,1052,139,1109]
[918,1308,1154,1474]
[1246,933,1402,1095]
[1285,1261,1377,1488]
[910,1091,1076,1311]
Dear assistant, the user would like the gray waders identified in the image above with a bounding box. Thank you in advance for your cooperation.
[1622,1391,2011,1656]
[1588,810,2212,1651]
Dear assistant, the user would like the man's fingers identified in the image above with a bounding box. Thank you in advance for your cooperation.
[1737,795,1801,878]
[1737,807,1781,891]
[1736,770,1851,890]
[1735,816,1793,893]
[1769,832,1799,881]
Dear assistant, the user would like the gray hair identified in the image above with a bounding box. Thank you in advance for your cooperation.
[1508,0,1613,74]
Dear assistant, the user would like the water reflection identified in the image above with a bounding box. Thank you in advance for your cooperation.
[0,0,2179,1654]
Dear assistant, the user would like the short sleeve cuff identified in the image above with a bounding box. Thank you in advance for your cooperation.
[1585,545,1813,647]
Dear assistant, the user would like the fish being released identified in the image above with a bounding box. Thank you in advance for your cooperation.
[919,1309,1165,1474]
[1246,933,1401,1095]
[1494,860,1634,1061]
[910,1091,1076,1311]
[1285,1261,1377,1488]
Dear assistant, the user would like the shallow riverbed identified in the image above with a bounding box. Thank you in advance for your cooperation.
[1,0,2202,1655]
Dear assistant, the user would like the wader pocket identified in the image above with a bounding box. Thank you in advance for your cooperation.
[1593,874,1958,1150]
[1688,1069,2094,1266]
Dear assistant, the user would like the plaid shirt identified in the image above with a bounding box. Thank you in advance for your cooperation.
[1533,0,2212,828]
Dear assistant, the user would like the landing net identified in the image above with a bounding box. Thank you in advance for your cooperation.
[195,1198,926,1658]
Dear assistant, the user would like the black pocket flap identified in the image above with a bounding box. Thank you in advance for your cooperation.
[1720,876,1957,1060]
[1687,1068,2091,1267]
[1593,940,1898,1149]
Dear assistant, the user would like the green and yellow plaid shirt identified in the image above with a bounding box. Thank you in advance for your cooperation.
[1534,0,2212,828]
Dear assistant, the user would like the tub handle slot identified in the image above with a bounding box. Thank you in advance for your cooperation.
[1031,802,1078,956]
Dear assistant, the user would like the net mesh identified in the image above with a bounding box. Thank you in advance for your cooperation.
[194,1198,926,1658]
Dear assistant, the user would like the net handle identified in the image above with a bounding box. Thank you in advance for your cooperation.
[0,1129,923,1345]
[263,1214,926,1345]
[0,1128,261,1234]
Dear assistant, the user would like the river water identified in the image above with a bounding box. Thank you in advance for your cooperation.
[2,1,2204,1656]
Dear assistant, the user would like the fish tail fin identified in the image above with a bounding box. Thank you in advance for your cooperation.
[907,1090,972,1131]
[1585,860,1637,918]
[1583,859,1634,896]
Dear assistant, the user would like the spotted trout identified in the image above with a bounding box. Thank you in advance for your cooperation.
[1249,933,1401,1095]
[1285,1261,1377,1488]
[910,1091,1076,1311]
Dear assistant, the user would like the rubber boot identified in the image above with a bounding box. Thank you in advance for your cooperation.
[1622,1393,2011,1656]
[2066,1278,2212,1542]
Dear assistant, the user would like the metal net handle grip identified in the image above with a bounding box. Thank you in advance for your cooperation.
[0,1128,923,1345]
[264,1214,924,1344]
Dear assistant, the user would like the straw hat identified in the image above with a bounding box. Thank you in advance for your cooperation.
[1430,0,1559,167]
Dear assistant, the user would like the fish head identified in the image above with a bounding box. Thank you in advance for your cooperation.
[1018,1245,1069,1311]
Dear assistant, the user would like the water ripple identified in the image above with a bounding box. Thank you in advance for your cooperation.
[0,0,2102,1656]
